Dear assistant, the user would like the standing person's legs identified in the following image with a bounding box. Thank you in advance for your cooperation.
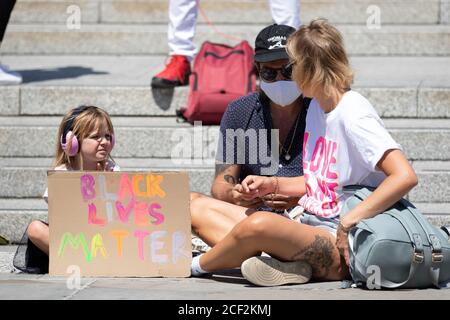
[268,0,300,29]
[196,211,348,281]
[0,0,16,43]
[151,0,195,88]
[168,0,198,60]
[0,0,22,85]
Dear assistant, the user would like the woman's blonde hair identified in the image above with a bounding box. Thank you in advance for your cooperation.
[54,106,115,169]
[287,19,353,97]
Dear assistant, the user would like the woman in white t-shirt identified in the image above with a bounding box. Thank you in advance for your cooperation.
[190,19,418,286]
[14,106,119,273]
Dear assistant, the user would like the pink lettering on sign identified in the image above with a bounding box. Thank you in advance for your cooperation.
[115,198,136,223]
[149,203,165,225]
[88,203,107,226]
[80,174,96,201]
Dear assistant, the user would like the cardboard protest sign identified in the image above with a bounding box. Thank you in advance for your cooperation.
[48,171,191,277]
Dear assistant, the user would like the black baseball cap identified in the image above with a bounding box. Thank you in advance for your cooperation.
[254,24,296,63]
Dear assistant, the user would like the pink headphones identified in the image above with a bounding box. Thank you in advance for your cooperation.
[60,106,115,157]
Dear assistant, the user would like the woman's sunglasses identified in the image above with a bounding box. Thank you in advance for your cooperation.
[259,63,293,82]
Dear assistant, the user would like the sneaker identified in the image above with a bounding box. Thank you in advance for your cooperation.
[241,256,312,287]
[151,55,191,88]
[0,64,22,85]
[191,234,211,255]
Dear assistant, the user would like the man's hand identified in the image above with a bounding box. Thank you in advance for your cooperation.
[230,184,263,208]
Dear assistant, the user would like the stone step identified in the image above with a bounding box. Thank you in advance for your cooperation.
[0,211,48,245]
[9,0,447,25]
[2,83,450,118]
[0,157,449,202]
[2,24,450,55]
[0,156,215,196]
[3,156,450,170]
[0,117,449,160]
[0,55,449,117]
[0,246,16,273]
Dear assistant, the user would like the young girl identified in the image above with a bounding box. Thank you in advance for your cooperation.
[189,19,418,286]
[14,106,119,273]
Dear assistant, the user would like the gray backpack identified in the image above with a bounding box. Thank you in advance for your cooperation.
[342,186,450,289]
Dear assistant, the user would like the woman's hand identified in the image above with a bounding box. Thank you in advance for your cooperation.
[336,225,350,267]
[335,218,355,267]
[261,194,300,210]
[241,175,276,198]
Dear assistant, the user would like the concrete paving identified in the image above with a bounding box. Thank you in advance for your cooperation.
[0,246,449,300]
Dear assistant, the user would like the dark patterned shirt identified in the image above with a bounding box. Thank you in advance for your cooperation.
[216,92,308,209]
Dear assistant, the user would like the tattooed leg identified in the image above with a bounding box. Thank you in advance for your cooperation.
[290,235,335,279]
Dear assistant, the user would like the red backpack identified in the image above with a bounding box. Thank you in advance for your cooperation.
[178,41,257,125]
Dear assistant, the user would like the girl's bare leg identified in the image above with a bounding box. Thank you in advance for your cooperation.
[198,211,348,281]
[26,220,49,255]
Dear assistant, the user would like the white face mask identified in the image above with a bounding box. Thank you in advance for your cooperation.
[260,80,302,107]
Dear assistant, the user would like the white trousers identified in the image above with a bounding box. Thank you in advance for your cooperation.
[168,0,301,60]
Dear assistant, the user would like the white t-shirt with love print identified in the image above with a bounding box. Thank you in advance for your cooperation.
[298,90,401,218]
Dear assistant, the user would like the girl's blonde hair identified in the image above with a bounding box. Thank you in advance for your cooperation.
[286,19,353,96]
[54,106,115,169]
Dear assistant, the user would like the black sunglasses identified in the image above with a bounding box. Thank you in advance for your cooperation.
[259,64,293,82]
